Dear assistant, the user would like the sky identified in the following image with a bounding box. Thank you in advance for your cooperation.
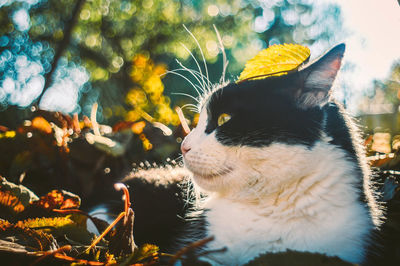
[329,0,400,113]
[335,0,400,79]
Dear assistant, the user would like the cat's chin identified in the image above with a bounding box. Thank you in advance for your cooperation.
[188,167,234,192]
[191,167,233,179]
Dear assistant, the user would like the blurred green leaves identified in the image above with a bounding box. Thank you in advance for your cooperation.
[0,0,343,125]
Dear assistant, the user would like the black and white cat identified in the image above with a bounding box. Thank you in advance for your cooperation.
[179,43,383,265]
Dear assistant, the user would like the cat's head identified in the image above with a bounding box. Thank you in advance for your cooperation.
[181,44,345,195]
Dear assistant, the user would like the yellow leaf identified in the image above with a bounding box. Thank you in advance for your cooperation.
[19,216,74,229]
[0,220,58,251]
[0,131,16,139]
[135,243,159,262]
[19,216,96,245]
[122,243,159,264]
[32,116,52,134]
[31,189,81,211]
[238,44,310,82]
[131,121,146,135]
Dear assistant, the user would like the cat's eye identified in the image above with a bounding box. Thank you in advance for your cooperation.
[217,113,231,127]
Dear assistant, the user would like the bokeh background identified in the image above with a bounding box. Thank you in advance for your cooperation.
[0,0,400,202]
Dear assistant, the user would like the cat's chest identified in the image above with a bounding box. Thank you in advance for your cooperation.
[203,200,282,265]
[201,197,372,265]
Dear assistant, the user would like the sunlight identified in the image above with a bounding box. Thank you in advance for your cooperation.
[39,62,89,113]
[12,8,30,31]
[329,0,400,114]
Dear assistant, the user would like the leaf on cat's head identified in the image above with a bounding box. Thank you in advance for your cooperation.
[237,44,310,82]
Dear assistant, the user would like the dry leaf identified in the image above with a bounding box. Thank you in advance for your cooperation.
[18,216,95,245]
[31,116,53,134]
[0,176,39,215]
[31,189,81,211]
[0,220,58,252]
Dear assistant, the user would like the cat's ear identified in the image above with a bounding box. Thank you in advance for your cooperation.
[295,43,345,108]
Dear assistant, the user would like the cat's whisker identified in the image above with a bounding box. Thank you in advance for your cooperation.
[175,155,184,162]
[173,62,206,95]
[179,43,208,91]
[175,59,212,93]
[172,92,200,104]
[171,64,213,97]
[183,25,210,93]
[181,103,200,113]
[187,107,199,113]
[181,103,198,109]
[213,24,229,85]
[164,70,202,98]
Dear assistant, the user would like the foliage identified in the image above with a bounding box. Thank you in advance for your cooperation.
[357,62,400,148]
[0,175,39,214]
[0,107,184,200]
[0,0,343,127]
[0,219,58,252]
[359,61,400,115]
[32,189,81,210]
[125,55,179,126]
[0,176,162,265]
[17,216,96,244]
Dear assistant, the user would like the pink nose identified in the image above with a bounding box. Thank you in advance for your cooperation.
[181,143,191,155]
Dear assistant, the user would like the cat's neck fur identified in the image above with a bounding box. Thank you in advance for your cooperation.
[200,140,374,265]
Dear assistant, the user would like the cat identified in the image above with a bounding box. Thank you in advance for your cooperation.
[178,43,383,265]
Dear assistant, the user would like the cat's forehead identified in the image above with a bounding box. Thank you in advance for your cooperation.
[202,74,299,115]
[195,72,324,147]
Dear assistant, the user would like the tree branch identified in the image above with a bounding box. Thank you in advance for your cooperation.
[35,0,86,106]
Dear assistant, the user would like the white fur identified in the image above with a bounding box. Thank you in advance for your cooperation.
[182,109,375,265]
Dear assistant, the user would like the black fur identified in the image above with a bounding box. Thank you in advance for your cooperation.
[205,74,323,147]
[323,103,358,157]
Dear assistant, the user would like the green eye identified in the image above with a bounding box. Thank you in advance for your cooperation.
[217,113,231,127]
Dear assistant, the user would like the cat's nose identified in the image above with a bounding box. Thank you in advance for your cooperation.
[181,142,191,155]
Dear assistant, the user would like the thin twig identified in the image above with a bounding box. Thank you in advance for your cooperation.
[114,183,131,215]
[36,0,86,105]
[168,236,214,265]
[84,211,126,253]
[30,245,71,266]
[52,208,107,232]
